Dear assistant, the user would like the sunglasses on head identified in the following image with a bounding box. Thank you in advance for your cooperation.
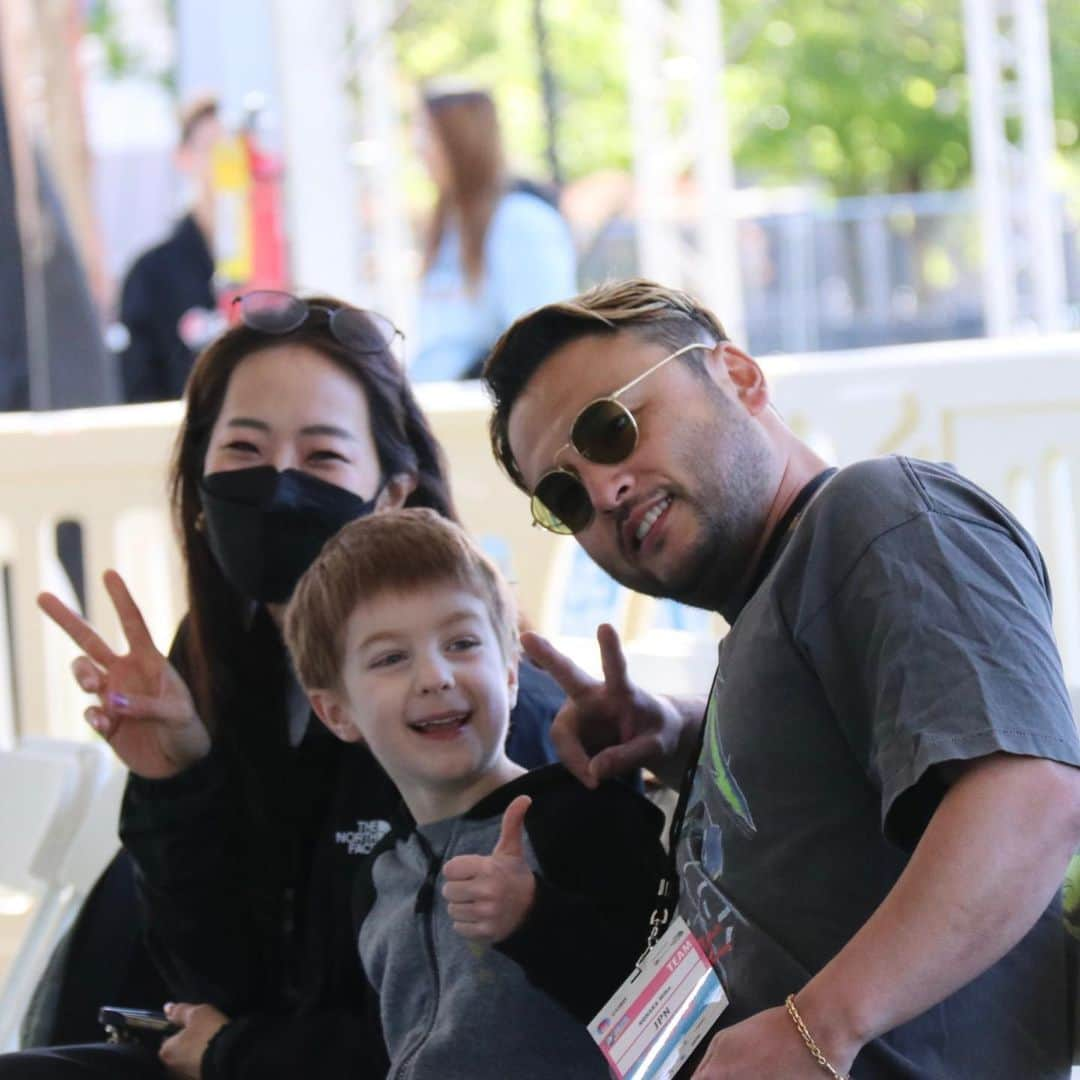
[233,290,403,355]
[529,342,714,535]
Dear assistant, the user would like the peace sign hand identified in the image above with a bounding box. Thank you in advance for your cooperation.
[522,623,686,789]
[37,570,209,779]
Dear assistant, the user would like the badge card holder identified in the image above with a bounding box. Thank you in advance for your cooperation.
[588,912,726,1080]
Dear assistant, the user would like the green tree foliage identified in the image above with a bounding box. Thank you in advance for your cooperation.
[395,0,630,181]
[395,0,1080,196]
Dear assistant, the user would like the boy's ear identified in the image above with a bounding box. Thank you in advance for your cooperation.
[308,688,363,744]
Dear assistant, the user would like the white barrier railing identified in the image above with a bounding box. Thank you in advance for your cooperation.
[0,334,1077,744]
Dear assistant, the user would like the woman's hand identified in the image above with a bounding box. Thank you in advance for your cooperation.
[37,569,209,779]
[159,1002,229,1079]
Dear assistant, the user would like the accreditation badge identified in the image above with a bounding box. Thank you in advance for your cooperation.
[588,916,727,1080]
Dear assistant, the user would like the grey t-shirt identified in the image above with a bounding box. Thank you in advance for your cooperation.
[676,456,1080,1078]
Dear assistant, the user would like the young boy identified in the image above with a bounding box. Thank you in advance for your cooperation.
[284,508,667,1079]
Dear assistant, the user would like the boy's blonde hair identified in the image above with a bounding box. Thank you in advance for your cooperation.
[284,508,518,691]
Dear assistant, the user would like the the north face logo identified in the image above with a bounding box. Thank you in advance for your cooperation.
[335,819,391,855]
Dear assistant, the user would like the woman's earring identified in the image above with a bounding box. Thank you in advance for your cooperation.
[195,511,206,533]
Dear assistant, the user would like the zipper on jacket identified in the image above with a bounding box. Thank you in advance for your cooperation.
[392,826,456,1080]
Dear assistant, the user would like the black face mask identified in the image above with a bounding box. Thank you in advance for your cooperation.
[199,466,381,603]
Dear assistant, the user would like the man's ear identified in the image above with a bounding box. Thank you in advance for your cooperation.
[308,688,364,744]
[376,471,418,512]
[705,342,770,416]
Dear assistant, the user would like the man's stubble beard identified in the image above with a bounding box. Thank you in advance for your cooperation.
[602,391,778,612]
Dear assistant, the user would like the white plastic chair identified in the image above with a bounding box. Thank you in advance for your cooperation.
[0,739,125,1051]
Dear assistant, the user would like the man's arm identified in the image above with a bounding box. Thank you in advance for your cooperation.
[799,753,1080,1065]
[692,752,1080,1077]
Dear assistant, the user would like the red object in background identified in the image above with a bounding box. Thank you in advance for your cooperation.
[248,134,288,291]
[216,129,288,321]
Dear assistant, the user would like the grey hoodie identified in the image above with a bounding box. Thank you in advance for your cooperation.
[355,765,667,1079]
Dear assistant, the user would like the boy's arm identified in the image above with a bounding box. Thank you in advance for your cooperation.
[494,781,668,1022]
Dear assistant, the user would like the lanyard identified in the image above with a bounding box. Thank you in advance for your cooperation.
[645,467,838,946]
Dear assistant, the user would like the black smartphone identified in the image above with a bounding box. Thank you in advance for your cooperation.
[98,1006,181,1046]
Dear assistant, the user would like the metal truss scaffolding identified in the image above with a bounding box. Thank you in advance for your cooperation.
[622,0,745,344]
[963,0,1066,335]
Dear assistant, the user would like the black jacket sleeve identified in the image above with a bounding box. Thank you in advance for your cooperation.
[119,624,284,1014]
[497,775,667,1021]
[120,747,284,1013]
[203,1007,389,1080]
[195,821,395,1079]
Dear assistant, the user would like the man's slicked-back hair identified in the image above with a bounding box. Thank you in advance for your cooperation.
[482,279,728,492]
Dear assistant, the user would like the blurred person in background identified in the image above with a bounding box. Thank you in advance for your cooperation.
[410,86,576,383]
[0,292,562,1079]
[116,96,220,404]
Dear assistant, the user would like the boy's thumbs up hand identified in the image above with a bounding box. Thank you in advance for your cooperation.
[442,795,537,944]
[492,793,530,858]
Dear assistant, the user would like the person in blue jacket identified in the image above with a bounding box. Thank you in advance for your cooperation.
[410,87,577,383]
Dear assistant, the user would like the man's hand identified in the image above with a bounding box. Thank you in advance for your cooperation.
[691,1005,854,1079]
[522,624,698,788]
[442,795,537,943]
[159,1002,229,1079]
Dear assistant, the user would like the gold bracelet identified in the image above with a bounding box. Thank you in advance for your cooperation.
[784,994,850,1080]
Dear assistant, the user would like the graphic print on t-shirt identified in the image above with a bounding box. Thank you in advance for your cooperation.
[676,664,814,1018]
[677,667,755,976]
[703,687,756,839]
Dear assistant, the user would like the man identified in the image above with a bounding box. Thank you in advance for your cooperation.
[116,96,220,403]
[482,278,1080,1078]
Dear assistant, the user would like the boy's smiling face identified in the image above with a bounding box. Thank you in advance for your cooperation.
[311,581,522,823]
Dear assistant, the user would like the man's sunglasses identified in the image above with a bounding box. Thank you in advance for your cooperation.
[530,342,714,535]
[232,290,402,354]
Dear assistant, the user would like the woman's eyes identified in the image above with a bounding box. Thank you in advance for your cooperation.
[307,448,349,464]
[219,443,349,467]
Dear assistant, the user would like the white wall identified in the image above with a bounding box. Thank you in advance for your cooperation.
[0,334,1077,744]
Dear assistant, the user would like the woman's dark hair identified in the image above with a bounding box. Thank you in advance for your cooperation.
[421,87,504,290]
[170,295,457,732]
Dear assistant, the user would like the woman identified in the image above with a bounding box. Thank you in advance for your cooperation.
[410,87,577,382]
[1,292,562,1078]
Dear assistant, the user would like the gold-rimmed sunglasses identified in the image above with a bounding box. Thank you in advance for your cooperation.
[530,342,714,535]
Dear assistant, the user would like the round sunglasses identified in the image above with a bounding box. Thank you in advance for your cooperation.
[530,342,714,534]
[233,290,402,354]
